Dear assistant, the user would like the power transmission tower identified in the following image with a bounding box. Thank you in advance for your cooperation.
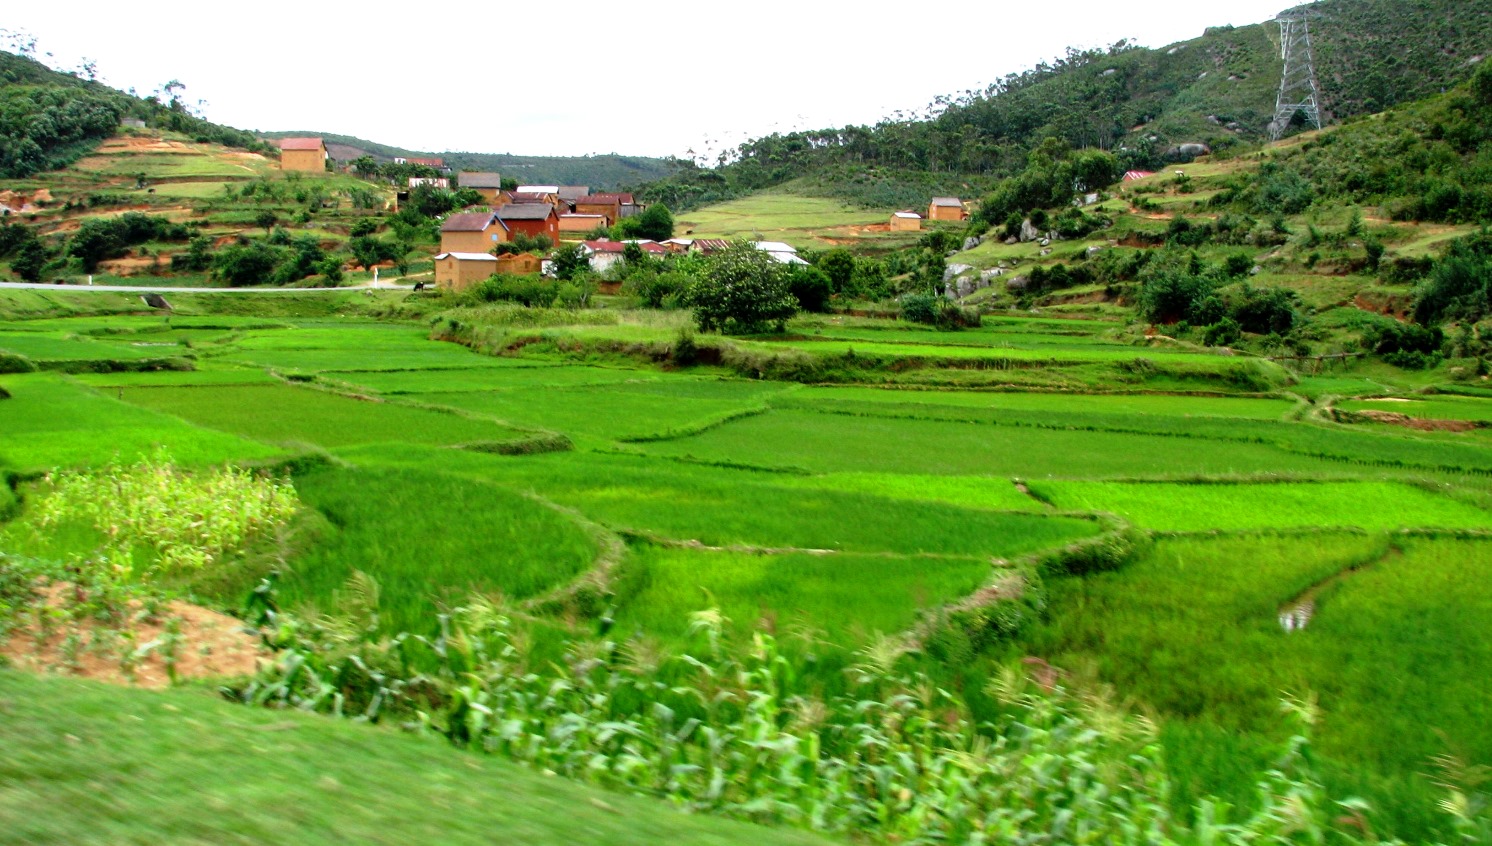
[1269,8,1325,140]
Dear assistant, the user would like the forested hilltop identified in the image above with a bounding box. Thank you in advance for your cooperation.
[0,50,272,178]
[257,131,673,191]
[635,0,1492,210]
[0,44,672,191]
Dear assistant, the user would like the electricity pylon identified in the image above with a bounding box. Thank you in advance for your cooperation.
[1269,8,1325,140]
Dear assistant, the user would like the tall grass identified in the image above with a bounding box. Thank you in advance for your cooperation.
[421,381,783,441]
[274,466,598,634]
[346,447,1099,559]
[610,544,992,648]
[1016,533,1492,840]
[637,408,1355,478]
[1028,480,1492,532]
[118,383,533,449]
[0,373,282,471]
[776,471,1046,512]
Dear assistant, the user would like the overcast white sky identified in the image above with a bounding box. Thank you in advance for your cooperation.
[7,0,1292,160]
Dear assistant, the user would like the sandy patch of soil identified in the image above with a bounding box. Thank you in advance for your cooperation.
[97,256,166,276]
[2,583,267,689]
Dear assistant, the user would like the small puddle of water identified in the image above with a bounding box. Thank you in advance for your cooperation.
[1277,552,1390,632]
[1278,598,1315,631]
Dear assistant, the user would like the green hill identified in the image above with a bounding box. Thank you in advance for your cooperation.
[637,0,1492,210]
[0,672,830,846]
[258,130,674,190]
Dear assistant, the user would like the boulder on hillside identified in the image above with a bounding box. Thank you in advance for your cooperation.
[1019,218,1043,243]
[943,263,975,283]
[962,236,983,251]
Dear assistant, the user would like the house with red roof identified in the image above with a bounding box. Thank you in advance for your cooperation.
[574,192,638,227]
[495,203,560,244]
[579,239,666,272]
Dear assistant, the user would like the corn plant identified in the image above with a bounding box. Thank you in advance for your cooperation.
[236,597,1483,845]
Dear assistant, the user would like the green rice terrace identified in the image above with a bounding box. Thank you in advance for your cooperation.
[3,287,1492,844]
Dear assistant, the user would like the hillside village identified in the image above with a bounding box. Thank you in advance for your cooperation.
[5,2,1492,844]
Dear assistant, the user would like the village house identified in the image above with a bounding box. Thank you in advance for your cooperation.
[579,240,667,273]
[927,197,967,221]
[433,252,497,291]
[686,238,730,257]
[458,172,504,202]
[396,156,450,174]
[495,252,543,274]
[508,190,561,208]
[890,211,922,231]
[755,241,809,265]
[573,192,638,227]
[279,138,327,173]
[439,212,502,254]
[496,203,560,244]
[557,186,590,208]
[410,177,451,189]
[559,213,607,233]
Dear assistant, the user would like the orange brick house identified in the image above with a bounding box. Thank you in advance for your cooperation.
[279,138,327,173]
[573,192,635,227]
[439,212,502,253]
[928,197,967,221]
[495,252,543,274]
[559,213,607,233]
[433,252,497,291]
[890,211,922,231]
[459,172,504,202]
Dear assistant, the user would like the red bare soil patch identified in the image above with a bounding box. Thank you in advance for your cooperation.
[2,583,266,689]
[1351,409,1482,432]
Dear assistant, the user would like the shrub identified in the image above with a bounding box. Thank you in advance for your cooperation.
[623,270,688,308]
[787,265,832,313]
[900,292,940,324]
[1203,317,1242,346]
[816,248,856,293]
[682,241,797,334]
[475,274,560,308]
[0,352,36,373]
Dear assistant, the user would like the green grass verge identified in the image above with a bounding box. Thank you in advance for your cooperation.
[0,673,829,846]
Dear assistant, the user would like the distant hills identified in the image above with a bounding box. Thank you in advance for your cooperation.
[634,0,1492,210]
[0,47,673,190]
[257,131,673,191]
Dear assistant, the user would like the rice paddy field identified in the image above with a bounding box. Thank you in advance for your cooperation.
[4,289,1492,842]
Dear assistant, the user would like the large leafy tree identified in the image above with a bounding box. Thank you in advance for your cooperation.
[683,240,798,333]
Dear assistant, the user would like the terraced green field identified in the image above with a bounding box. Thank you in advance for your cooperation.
[4,295,1492,842]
